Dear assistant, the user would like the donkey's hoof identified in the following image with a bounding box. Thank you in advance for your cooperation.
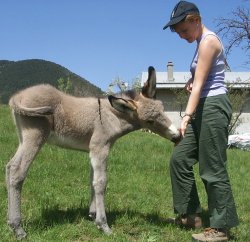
[15,227,27,240]
[102,225,112,235]
[97,223,112,235]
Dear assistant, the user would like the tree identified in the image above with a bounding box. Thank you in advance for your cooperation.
[215,5,250,67]
[106,77,127,95]
[57,77,74,94]
[173,88,189,117]
[215,2,250,134]
[131,77,142,92]
[106,76,141,95]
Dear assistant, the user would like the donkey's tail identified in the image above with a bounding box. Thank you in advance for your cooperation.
[9,95,53,117]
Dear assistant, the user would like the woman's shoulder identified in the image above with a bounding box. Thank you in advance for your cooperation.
[201,30,221,44]
[200,31,222,50]
[198,31,222,58]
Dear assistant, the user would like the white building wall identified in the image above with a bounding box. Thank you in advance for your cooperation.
[234,113,250,134]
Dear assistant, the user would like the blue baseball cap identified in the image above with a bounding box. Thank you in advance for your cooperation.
[163,1,199,30]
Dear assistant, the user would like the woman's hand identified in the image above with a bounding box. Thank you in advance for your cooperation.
[180,115,191,137]
[185,78,193,93]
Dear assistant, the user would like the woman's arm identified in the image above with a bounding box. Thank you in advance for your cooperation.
[180,35,222,136]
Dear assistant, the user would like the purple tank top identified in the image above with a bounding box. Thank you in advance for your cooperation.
[190,31,228,98]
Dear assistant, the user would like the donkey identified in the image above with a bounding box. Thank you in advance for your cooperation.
[6,66,181,240]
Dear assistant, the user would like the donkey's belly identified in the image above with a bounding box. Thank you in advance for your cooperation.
[48,132,89,151]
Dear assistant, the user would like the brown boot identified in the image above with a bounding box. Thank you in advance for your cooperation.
[166,214,202,229]
[192,227,229,241]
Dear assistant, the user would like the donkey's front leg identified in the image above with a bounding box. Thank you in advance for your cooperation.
[89,148,112,234]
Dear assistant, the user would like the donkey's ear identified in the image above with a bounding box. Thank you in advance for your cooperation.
[108,95,137,113]
[141,66,156,99]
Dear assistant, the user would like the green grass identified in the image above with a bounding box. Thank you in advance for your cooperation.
[0,104,249,241]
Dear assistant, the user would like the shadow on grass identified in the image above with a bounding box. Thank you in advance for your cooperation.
[30,205,171,231]
[30,205,212,231]
[30,205,90,230]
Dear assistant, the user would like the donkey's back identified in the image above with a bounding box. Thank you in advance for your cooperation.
[9,84,110,151]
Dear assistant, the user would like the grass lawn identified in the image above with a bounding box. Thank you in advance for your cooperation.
[0,104,249,241]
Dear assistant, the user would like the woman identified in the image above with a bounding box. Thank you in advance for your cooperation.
[163,1,239,241]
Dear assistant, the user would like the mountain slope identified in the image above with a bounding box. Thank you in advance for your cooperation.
[0,59,104,104]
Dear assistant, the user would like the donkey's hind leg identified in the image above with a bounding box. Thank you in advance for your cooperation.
[6,115,50,240]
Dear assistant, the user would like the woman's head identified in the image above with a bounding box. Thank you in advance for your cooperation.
[163,1,202,43]
[170,13,201,32]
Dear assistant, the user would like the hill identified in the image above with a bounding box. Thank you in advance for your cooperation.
[0,59,104,104]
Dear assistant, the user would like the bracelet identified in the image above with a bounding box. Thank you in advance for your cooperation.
[182,113,193,118]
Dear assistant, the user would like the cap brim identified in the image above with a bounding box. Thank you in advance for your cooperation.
[163,15,186,30]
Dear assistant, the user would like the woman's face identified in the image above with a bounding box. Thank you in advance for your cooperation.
[173,20,199,43]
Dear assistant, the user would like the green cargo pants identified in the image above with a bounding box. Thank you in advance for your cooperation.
[170,94,239,229]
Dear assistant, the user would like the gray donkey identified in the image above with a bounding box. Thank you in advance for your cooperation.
[6,66,181,240]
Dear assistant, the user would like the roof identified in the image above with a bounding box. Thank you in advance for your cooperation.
[141,71,250,89]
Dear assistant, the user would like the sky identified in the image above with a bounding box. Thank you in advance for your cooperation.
[1,0,249,91]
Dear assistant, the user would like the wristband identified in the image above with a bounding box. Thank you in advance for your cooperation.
[182,113,193,118]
